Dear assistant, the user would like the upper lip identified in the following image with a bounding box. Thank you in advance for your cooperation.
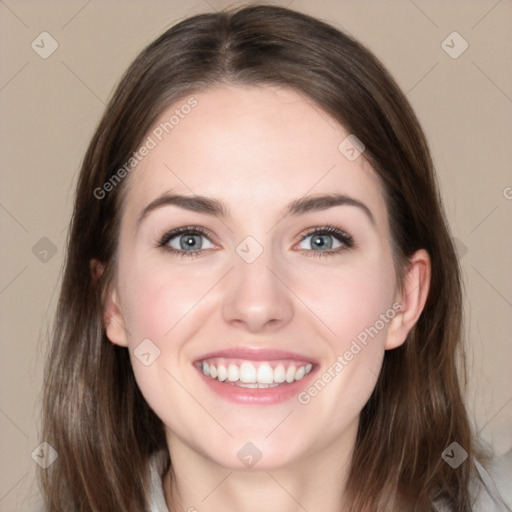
[195,347,318,364]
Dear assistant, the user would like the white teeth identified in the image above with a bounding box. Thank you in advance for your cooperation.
[256,363,274,384]
[227,364,239,382]
[274,364,286,383]
[234,382,278,389]
[239,362,257,383]
[295,366,305,380]
[200,360,313,385]
[285,365,296,383]
[217,364,227,381]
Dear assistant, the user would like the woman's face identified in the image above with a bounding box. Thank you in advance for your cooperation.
[105,85,405,470]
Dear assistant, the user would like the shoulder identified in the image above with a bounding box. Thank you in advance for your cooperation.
[434,458,511,512]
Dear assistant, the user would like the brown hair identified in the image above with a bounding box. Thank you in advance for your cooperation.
[40,4,479,511]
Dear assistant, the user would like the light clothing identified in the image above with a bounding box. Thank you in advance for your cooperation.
[147,451,511,512]
[433,459,510,511]
[147,450,171,512]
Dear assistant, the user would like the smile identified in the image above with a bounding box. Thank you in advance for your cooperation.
[197,358,314,387]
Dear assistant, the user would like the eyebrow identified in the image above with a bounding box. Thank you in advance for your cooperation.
[137,192,375,226]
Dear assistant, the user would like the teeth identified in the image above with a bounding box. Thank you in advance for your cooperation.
[227,364,239,382]
[234,382,279,389]
[295,366,305,380]
[285,365,296,383]
[199,360,313,385]
[240,362,257,383]
[256,363,274,384]
[217,364,227,381]
[274,364,286,383]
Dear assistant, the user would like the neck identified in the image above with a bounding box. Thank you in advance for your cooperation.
[163,422,357,512]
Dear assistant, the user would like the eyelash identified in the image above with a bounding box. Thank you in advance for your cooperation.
[156,224,355,259]
[299,225,354,258]
[157,225,212,259]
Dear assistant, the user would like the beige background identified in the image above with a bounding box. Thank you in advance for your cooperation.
[1,0,511,509]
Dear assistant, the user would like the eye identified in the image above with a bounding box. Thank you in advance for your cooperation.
[157,224,354,259]
[158,226,215,257]
[296,226,354,257]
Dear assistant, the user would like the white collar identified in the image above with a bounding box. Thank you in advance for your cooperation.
[146,450,510,511]
[147,451,170,512]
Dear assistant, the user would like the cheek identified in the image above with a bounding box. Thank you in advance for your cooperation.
[294,258,396,412]
[118,261,208,343]
[299,259,396,350]
[296,281,393,435]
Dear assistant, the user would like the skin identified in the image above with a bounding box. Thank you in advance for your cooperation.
[101,85,430,512]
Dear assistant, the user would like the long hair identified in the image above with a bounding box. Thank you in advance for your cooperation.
[39,5,477,511]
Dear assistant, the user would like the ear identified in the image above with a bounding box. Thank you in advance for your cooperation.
[103,285,129,347]
[90,258,128,347]
[385,249,431,350]
[89,258,104,283]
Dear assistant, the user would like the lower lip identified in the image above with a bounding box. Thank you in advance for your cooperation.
[196,367,316,405]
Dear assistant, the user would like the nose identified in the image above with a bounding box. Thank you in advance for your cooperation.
[221,247,295,334]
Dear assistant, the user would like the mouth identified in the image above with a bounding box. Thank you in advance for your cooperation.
[196,358,313,387]
[194,348,317,404]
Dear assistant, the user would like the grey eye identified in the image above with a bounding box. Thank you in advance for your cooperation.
[298,233,343,251]
[167,233,214,251]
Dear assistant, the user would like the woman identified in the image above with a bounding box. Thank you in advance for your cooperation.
[39,5,508,511]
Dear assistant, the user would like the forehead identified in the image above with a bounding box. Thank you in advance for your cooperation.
[121,85,387,229]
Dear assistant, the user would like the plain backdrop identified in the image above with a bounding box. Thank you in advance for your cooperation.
[0,1,511,510]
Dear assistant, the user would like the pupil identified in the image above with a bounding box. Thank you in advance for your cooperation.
[313,235,332,250]
[182,235,199,250]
